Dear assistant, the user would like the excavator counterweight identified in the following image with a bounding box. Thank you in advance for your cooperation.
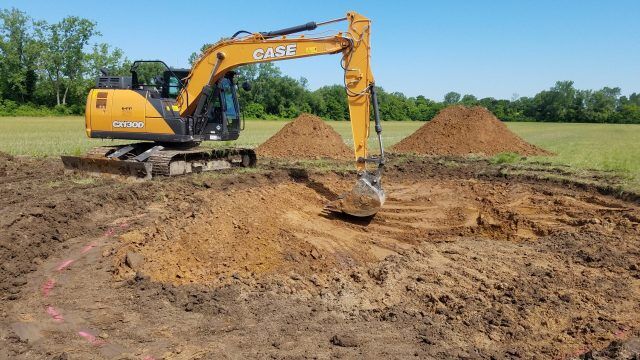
[63,12,385,217]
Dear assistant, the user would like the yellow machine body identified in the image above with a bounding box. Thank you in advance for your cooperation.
[85,89,175,137]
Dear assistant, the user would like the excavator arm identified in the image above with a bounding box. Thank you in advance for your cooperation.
[176,12,385,216]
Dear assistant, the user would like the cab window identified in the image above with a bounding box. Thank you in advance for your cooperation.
[167,76,180,97]
[220,78,238,118]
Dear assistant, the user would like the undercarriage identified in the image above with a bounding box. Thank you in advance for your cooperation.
[61,143,257,180]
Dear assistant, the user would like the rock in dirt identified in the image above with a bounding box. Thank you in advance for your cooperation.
[256,113,352,160]
[390,105,551,156]
[331,334,360,347]
[134,271,150,282]
[125,252,144,270]
[586,337,640,359]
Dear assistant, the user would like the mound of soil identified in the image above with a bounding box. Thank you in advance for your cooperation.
[256,113,352,160]
[391,105,551,156]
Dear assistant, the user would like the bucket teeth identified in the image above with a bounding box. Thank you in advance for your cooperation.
[325,171,385,217]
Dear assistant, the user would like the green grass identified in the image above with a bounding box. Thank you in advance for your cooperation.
[506,122,640,191]
[489,152,524,165]
[0,116,638,191]
[0,116,126,157]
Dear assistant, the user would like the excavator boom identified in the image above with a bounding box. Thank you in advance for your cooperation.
[179,12,385,216]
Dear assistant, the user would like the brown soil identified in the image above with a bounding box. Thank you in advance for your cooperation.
[1,155,639,359]
[0,151,17,177]
[391,105,552,156]
[256,113,352,160]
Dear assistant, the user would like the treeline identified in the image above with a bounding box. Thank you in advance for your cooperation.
[0,8,127,115]
[233,63,640,123]
[2,8,639,123]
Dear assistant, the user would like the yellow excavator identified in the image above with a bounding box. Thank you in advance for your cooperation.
[62,12,385,217]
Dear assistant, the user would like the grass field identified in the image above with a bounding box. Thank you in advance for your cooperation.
[507,122,640,193]
[1,116,638,191]
[0,117,425,156]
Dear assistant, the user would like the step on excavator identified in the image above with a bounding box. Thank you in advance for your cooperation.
[62,12,385,217]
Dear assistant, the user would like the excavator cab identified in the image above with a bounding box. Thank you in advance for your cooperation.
[128,61,242,141]
[203,74,242,141]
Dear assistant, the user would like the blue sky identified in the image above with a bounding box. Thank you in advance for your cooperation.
[4,0,639,99]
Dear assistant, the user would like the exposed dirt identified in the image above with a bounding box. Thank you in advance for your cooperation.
[391,106,552,156]
[256,113,352,160]
[0,151,18,177]
[1,155,639,359]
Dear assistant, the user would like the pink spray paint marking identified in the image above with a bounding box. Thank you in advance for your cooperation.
[40,219,159,356]
[78,331,106,347]
[56,259,74,271]
[46,306,64,323]
[572,347,589,356]
[41,279,55,297]
[80,241,97,254]
[614,328,628,339]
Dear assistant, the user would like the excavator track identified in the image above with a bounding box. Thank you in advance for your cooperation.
[62,144,257,179]
[149,148,256,177]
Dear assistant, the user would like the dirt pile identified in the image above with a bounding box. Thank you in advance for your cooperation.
[256,113,352,160]
[391,105,551,156]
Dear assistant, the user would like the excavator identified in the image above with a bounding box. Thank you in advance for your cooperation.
[62,12,385,217]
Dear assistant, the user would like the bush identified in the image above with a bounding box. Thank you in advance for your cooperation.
[242,102,267,119]
[0,100,84,116]
[0,100,52,116]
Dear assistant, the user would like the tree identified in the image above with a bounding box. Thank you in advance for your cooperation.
[407,95,442,121]
[0,8,41,102]
[443,91,461,105]
[314,85,348,120]
[230,63,313,119]
[132,62,167,85]
[86,43,127,78]
[530,81,578,122]
[188,43,213,65]
[583,86,620,123]
[377,88,411,120]
[460,94,478,105]
[36,16,99,105]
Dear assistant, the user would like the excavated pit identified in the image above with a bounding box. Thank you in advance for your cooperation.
[115,170,639,289]
[2,155,640,359]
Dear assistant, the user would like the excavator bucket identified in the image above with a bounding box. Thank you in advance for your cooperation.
[61,155,153,179]
[325,171,385,217]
